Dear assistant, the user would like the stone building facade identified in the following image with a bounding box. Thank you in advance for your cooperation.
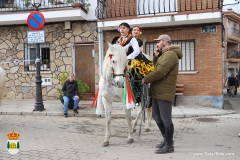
[0,21,98,100]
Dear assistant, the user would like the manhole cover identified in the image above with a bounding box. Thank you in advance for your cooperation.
[196,118,219,123]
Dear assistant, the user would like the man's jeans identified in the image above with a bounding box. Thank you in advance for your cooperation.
[63,96,79,113]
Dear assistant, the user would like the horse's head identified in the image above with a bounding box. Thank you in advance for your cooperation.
[103,42,129,88]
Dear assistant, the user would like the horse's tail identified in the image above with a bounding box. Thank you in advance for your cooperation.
[0,66,6,106]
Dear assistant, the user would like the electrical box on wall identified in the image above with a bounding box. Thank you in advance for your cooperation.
[42,78,52,86]
[65,21,71,30]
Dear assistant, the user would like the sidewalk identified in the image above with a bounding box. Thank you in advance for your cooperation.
[0,99,235,118]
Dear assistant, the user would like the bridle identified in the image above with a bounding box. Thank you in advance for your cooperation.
[108,54,128,78]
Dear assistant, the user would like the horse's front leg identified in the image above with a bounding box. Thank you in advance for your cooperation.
[132,107,142,133]
[125,108,134,144]
[102,97,112,147]
[144,107,152,132]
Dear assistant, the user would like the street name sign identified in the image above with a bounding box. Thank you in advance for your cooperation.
[201,25,217,33]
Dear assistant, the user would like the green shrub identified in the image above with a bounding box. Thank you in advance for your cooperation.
[54,71,89,99]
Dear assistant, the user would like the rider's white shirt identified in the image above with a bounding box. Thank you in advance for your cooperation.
[127,37,140,60]
[117,36,140,60]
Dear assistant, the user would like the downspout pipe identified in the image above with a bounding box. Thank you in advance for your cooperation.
[98,28,104,77]
[221,0,225,91]
[221,0,225,109]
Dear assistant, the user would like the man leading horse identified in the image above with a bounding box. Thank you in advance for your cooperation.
[142,34,183,154]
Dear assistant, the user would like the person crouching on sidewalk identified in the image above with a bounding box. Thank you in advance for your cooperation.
[62,73,80,118]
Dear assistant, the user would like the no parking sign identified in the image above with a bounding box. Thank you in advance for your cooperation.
[27,11,45,31]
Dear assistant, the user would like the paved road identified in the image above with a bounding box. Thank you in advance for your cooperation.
[0,115,239,160]
[223,88,240,114]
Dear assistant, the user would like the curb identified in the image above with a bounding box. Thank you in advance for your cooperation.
[0,110,236,118]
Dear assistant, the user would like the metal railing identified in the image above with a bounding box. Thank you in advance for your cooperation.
[146,40,195,72]
[227,50,240,59]
[96,0,222,20]
[228,28,240,38]
[24,43,51,72]
[0,0,86,12]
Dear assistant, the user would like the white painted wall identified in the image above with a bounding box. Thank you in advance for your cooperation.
[223,0,240,13]
[0,0,97,25]
[0,9,86,25]
[84,0,97,20]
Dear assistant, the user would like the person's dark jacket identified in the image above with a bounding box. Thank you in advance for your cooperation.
[144,45,183,102]
[62,80,79,98]
[228,77,237,86]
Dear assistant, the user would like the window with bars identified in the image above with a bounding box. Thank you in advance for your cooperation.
[145,40,195,71]
[24,43,50,71]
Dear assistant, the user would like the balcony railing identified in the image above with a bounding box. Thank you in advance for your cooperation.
[228,28,240,38]
[227,49,240,59]
[0,0,86,12]
[96,0,222,20]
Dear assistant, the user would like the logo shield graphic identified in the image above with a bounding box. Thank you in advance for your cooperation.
[7,132,20,154]
[7,140,20,154]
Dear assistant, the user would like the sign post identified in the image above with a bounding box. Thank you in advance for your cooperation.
[27,10,45,111]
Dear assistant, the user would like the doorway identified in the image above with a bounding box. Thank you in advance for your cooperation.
[75,44,95,99]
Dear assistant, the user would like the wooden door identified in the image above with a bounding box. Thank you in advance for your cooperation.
[75,44,95,93]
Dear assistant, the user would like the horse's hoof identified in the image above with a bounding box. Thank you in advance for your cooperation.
[102,142,109,147]
[145,128,150,132]
[133,129,136,133]
[126,139,134,144]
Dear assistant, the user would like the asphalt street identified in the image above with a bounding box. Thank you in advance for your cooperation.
[0,114,239,160]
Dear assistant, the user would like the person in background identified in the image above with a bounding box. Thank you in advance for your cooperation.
[225,76,230,95]
[228,74,238,97]
[234,76,239,95]
[142,34,183,154]
[62,73,79,118]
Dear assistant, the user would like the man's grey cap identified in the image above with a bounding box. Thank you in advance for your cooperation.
[153,34,171,42]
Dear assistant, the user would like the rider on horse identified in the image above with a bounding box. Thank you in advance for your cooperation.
[112,22,154,105]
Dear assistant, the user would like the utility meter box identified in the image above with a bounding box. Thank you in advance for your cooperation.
[42,78,52,86]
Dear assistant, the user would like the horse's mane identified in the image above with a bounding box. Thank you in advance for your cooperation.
[102,43,128,80]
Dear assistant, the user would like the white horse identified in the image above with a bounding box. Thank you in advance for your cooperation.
[96,43,152,147]
[0,65,6,106]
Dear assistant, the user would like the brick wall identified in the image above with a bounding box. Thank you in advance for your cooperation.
[104,24,223,96]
